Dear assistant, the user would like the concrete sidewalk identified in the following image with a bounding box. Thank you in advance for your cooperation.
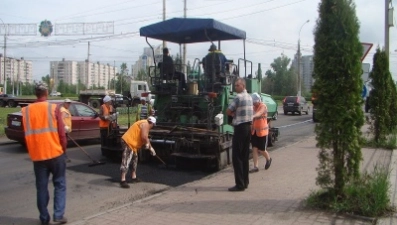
[65,135,397,225]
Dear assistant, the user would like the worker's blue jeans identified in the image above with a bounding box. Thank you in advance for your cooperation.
[33,154,66,223]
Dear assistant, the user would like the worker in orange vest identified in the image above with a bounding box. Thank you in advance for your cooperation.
[22,81,68,225]
[98,95,115,146]
[60,98,72,162]
[119,116,157,188]
[249,92,272,173]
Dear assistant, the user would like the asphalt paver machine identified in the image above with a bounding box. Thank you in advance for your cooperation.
[102,18,279,171]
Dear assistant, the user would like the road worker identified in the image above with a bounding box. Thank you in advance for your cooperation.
[136,97,152,121]
[249,92,272,173]
[60,99,72,133]
[60,98,73,162]
[119,116,157,188]
[226,78,253,192]
[22,81,68,225]
[98,95,114,146]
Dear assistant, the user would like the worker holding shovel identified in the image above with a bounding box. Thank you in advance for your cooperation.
[119,116,157,189]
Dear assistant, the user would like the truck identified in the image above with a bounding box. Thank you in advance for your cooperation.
[78,89,116,109]
[101,18,279,171]
[0,94,37,107]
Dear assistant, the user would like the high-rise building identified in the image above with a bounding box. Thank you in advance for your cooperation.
[0,56,33,85]
[291,54,314,93]
[292,55,371,94]
[301,55,314,92]
[50,59,117,90]
[132,45,162,78]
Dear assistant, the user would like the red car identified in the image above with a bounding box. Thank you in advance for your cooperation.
[5,100,100,145]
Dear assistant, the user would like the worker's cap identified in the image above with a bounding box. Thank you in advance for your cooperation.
[209,44,217,51]
[140,97,146,101]
[64,98,72,103]
[251,92,261,103]
[103,95,112,103]
[35,81,48,91]
[147,116,156,126]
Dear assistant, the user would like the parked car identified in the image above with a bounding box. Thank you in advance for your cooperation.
[50,92,62,97]
[112,94,125,107]
[283,96,310,115]
[4,100,100,145]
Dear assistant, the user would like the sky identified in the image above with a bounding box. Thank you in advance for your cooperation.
[1,0,397,82]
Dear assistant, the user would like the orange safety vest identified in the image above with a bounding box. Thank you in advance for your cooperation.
[99,104,113,128]
[121,120,148,153]
[22,102,63,161]
[251,102,269,137]
[60,106,72,131]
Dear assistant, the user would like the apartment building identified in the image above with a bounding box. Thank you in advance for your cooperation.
[292,55,371,93]
[0,55,33,85]
[50,59,117,89]
[291,54,314,93]
[132,46,162,78]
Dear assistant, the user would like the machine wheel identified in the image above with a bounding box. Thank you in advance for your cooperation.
[8,100,17,107]
[101,147,109,157]
[267,132,275,147]
[0,100,5,107]
[91,99,100,109]
[272,111,278,120]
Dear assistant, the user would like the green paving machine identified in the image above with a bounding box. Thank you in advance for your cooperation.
[136,18,279,171]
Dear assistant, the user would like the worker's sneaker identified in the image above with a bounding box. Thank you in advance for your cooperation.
[53,217,67,224]
[120,181,130,188]
[265,158,272,170]
[130,178,142,183]
[249,167,259,173]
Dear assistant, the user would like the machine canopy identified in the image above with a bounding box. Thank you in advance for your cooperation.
[139,18,246,44]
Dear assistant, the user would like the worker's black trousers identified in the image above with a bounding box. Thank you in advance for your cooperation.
[100,128,108,146]
[232,122,251,189]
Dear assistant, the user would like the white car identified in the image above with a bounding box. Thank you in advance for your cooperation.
[50,92,62,97]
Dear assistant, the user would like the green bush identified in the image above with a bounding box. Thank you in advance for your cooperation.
[363,128,397,150]
[305,165,395,218]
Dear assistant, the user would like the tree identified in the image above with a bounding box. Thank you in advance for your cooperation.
[115,63,129,94]
[136,69,148,81]
[369,48,397,142]
[262,54,296,96]
[312,0,363,196]
[41,75,51,90]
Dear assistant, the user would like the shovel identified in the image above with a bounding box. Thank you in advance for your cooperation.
[67,135,106,167]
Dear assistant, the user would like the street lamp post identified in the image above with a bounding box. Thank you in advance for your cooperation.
[297,20,309,96]
[0,19,7,94]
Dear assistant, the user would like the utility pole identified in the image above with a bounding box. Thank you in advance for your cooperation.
[163,0,166,49]
[113,60,116,90]
[87,41,91,90]
[385,0,394,58]
[2,21,7,94]
[16,59,19,96]
[182,0,187,75]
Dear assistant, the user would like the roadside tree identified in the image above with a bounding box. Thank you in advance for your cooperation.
[263,54,296,96]
[312,0,363,196]
[368,48,397,142]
